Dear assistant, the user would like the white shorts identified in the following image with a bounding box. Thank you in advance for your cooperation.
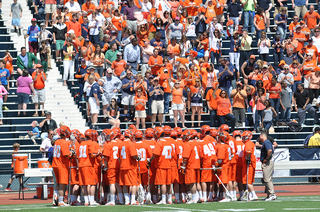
[45,4,57,14]
[121,92,135,106]
[89,97,100,114]
[172,103,184,111]
[32,89,46,103]
[135,110,146,118]
[304,76,310,89]
[102,93,116,105]
[151,100,164,114]
[204,50,209,57]
[191,103,203,107]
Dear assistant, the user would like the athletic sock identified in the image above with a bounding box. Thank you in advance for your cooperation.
[214,191,218,198]
[118,193,124,203]
[153,195,157,202]
[161,194,166,202]
[192,194,197,201]
[175,193,180,201]
[203,191,207,200]
[208,192,213,200]
[100,193,104,202]
[198,191,202,200]
[250,191,257,197]
[6,183,11,189]
[90,195,95,203]
[84,196,89,204]
[240,191,243,198]
[181,193,185,201]
[110,194,115,202]
[168,194,172,202]
[58,196,64,204]
[124,193,130,203]
[131,194,135,203]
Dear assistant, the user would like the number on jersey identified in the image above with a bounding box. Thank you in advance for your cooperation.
[121,146,126,159]
[137,148,146,161]
[162,146,172,159]
[79,145,87,158]
[194,146,199,159]
[53,145,61,158]
[113,146,119,159]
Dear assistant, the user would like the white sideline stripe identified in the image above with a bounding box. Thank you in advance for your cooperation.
[140,205,215,212]
[283,208,320,211]
[218,209,265,211]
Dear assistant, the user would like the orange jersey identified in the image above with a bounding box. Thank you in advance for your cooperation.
[52,139,71,168]
[176,138,184,168]
[216,143,231,166]
[148,55,163,76]
[235,139,245,168]
[134,95,147,111]
[77,140,95,168]
[4,56,13,74]
[89,141,100,167]
[243,140,256,168]
[68,141,80,167]
[135,141,152,173]
[182,140,201,169]
[118,139,138,170]
[199,139,217,168]
[226,136,237,164]
[143,139,157,152]
[164,137,179,167]
[153,138,174,169]
[303,60,317,75]
[103,141,120,169]
[254,14,265,30]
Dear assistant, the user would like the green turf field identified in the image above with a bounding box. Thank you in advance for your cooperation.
[1,196,320,212]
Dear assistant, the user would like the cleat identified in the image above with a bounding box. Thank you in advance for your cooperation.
[70,201,81,206]
[131,201,139,205]
[212,196,219,202]
[156,200,166,205]
[182,199,186,203]
[125,201,130,205]
[201,198,206,203]
[186,200,197,204]
[58,202,69,207]
[22,187,30,191]
[249,195,259,201]
[84,203,89,206]
[106,201,115,206]
[5,188,13,192]
[265,195,276,201]
[90,201,100,206]
[174,200,182,204]
[167,200,172,204]
[219,198,231,203]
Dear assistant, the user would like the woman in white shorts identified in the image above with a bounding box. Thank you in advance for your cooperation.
[107,98,120,128]
[83,75,95,123]
[169,73,186,129]
[134,88,147,129]
[190,78,205,127]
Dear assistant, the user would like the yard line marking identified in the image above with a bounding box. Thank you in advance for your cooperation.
[140,205,215,212]
[218,209,265,211]
[283,208,320,211]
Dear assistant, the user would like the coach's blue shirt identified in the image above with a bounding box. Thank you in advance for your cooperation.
[260,139,274,161]
[89,82,101,97]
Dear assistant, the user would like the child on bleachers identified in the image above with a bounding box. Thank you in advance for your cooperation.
[4,51,13,76]
[0,81,8,125]
[19,121,40,145]
[38,41,48,73]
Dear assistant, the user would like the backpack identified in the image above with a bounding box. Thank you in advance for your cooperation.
[288,120,302,132]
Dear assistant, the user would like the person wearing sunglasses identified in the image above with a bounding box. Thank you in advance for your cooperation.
[107,98,121,129]
[278,64,294,102]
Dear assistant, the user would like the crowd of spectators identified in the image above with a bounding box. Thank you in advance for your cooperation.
[2,0,320,132]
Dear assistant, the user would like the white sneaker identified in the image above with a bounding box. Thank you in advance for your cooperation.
[249,195,259,201]
[125,201,130,205]
[232,197,237,202]
[186,200,197,204]
[106,201,115,206]
[90,201,100,206]
[219,198,231,203]
[156,200,166,205]
[267,28,271,33]
[265,195,277,201]
[58,202,70,207]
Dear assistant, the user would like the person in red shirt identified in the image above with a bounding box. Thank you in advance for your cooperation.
[241,131,258,201]
[182,130,201,204]
[52,126,73,206]
[149,127,174,205]
[102,129,122,205]
[199,125,217,202]
[77,130,99,206]
[118,129,140,205]
[215,131,231,202]
[233,130,245,200]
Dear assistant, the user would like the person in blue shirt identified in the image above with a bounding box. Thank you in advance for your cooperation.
[121,69,136,121]
[75,59,88,103]
[259,131,277,201]
[275,7,288,40]
[0,59,10,110]
[218,57,235,101]
[27,18,40,56]
[149,77,165,128]
[89,78,105,129]
[22,120,40,145]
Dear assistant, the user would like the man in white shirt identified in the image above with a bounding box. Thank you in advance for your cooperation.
[123,38,141,74]
[141,40,154,77]
[64,0,81,14]
[39,129,54,158]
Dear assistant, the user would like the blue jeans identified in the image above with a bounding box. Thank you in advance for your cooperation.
[293,81,301,93]
[79,82,84,100]
[164,93,170,114]
[117,31,122,42]
[256,29,265,41]
[209,109,217,127]
[277,27,286,40]
[254,110,264,130]
[263,121,272,131]
[270,98,280,122]
[280,107,291,122]
[243,11,255,33]
[38,7,45,21]
[128,62,138,72]
[218,113,236,130]
[273,51,284,69]
[74,53,79,74]
[210,51,221,68]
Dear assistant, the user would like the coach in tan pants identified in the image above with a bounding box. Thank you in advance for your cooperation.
[259,132,277,201]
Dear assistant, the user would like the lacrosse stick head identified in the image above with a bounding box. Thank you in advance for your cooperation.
[137,185,145,204]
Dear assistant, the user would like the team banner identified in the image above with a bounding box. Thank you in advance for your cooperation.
[254,148,290,178]
[289,148,320,175]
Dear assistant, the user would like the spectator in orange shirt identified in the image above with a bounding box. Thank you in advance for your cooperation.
[266,76,282,124]
[148,49,164,76]
[82,0,96,16]
[111,52,127,77]
[67,14,81,38]
[294,25,306,53]
[303,5,320,36]
[254,7,266,41]
[4,51,13,75]
[32,64,47,117]
[134,88,147,129]
[206,83,221,127]
[302,52,318,88]
[230,82,247,128]
[215,0,227,25]
[184,0,200,17]
[305,38,319,62]
[289,15,300,33]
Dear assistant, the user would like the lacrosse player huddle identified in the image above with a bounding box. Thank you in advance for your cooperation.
[51,124,258,207]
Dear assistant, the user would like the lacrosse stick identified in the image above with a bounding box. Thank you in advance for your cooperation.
[100,156,104,204]
[68,159,72,204]
[137,160,145,204]
[22,29,27,47]
[145,166,153,204]
[214,172,232,199]
[241,164,249,201]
